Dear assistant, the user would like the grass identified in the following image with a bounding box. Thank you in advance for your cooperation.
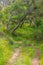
[0,37,20,65]
[14,47,32,65]
[40,58,43,65]
[13,46,43,65]
[0,23,43,65]
[0,38,11,65]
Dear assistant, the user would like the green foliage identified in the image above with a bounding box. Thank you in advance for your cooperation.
[0,38,11,65]
[0,0,43,65]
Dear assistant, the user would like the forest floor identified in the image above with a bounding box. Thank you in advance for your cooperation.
[6,46,41,65]
[0,24,43,65]
[31,58,40,65]
[31,47,40,65]
[6,46,22,65]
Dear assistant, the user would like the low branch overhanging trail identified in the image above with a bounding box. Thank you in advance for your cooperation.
[10,0,37,34]
[10,6,37,34]
[6,47,22,65]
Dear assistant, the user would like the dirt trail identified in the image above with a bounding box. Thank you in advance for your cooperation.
[6,46,22,65]
[31,47,41,65]
[6,46,41,65]
[31,58,40,65]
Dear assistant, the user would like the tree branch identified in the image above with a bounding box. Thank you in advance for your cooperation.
[10,6,37,34]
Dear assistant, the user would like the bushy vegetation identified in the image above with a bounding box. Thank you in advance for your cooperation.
[0,0,43,65]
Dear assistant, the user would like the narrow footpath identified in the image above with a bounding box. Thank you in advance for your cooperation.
[6,47,22,65]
